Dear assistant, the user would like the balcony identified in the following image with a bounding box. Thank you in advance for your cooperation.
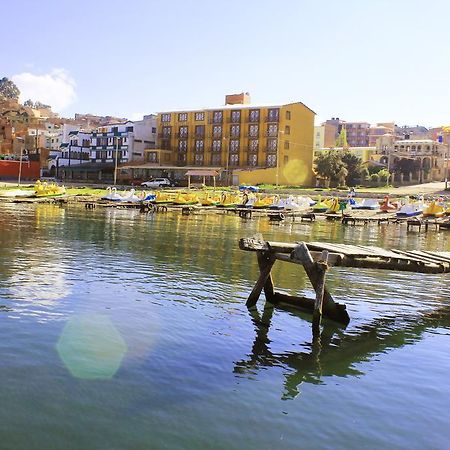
[265,131,278,137]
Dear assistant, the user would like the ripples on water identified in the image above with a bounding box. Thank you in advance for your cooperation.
[0,203,449,449]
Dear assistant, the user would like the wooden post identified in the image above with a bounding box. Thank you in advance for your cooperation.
[246,251,276,307]
[312,250,329,335]
[292,242,349,325]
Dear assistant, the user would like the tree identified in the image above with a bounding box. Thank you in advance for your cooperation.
[341,151,362,186]
[335,127,348,148]
[315,150,346,184]
[24,99,34,108]
[0,77,20,100]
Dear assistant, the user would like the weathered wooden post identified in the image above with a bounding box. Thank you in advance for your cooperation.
[246,251,276,307]
[312,250,329,335]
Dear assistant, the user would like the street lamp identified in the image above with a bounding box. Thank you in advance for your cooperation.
[113,135,119,186]
[445,146,448,190]
[16,136,25,186]
[223,135,229,186]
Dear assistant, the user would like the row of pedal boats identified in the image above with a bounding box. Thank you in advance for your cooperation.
[103,188,449,218]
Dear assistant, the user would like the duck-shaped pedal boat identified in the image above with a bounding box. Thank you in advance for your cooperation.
[34,180,66,197]
[423,200,445,218]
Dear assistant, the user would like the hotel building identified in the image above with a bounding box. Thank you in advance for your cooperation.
[149,93,315,186]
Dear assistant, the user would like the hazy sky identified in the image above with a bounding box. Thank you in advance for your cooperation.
[3,0,450,126]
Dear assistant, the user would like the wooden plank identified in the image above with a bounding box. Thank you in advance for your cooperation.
[307,242,375,257]
[292,243,350,325]
[391,249,447,268]
[275,252,342,267]
[246,252,276,307]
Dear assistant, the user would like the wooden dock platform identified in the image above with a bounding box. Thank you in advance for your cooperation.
[239,237,450,333]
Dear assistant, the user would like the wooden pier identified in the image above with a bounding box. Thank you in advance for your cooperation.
[239,238,450,334]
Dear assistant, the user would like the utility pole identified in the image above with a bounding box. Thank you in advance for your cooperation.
[113,135,119,186]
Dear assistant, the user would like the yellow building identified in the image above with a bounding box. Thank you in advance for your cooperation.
[151,93,315,186]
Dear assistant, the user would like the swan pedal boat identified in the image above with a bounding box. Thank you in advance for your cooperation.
[352,199,380,210]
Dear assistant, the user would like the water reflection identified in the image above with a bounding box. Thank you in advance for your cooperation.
[234,302,450,400]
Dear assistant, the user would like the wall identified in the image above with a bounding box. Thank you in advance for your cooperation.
[0,160,40,179]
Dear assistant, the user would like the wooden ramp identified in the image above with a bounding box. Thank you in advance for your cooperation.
[239,238,449,333]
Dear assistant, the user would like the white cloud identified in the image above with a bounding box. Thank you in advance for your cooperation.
[12,68,76,112]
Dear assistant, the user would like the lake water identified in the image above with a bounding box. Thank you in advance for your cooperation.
[0,203,449,449]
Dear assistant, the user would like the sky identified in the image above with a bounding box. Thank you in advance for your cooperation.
[2,0,450,127]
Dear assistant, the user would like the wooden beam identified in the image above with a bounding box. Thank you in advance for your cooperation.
[246,251,276,307]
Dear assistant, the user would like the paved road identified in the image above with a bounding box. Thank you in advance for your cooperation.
[388,181,448,196]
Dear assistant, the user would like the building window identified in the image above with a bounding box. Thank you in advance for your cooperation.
[248,154,258,166]
[267,108,279,122]
[249,124,259,137]
[212,140,221,152]
[285,125,290,135]
[161,113,171,122]
[284,155,289,164]
[267,139,277,152]
[148,152,158,163]
[194,153,204,165]
[266,154,277,167]
[212,125,222,137]
[126,126,134,132]
[249,139,259,152]
[284,140,290,149]
[178,140,187,152]
[195,125,205,137]
[230,139,240,153]
[162,126,171,137]
[249,109,260,122]
[211,153,221,165]
[195,112,205,121]
[212,111,223,123]
[195,140,204,152]
[229,154,239,166]
[179,126,188,138]
[230,110,241,123]
[285,111,291,120]
[152,127,157,133]
[230,124,240,138]
[267,124,278,137]
[178,112,188,122]
[178,153,187,163]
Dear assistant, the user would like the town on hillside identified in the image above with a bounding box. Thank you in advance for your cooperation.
[0,77,448,188]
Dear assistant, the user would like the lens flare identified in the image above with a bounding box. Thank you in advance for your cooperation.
[56,314,127,380]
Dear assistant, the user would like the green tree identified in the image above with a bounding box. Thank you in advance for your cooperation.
[0,77,20,100]
[341,151,362,186]
[335,126,348,148]
[315,150,345,184]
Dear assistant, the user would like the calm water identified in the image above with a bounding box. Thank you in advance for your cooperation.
[0,203,449,450]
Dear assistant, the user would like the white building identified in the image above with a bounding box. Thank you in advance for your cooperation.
[51,117,157,178]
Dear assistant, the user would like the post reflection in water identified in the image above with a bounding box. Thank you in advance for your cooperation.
[235,300,450,401]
